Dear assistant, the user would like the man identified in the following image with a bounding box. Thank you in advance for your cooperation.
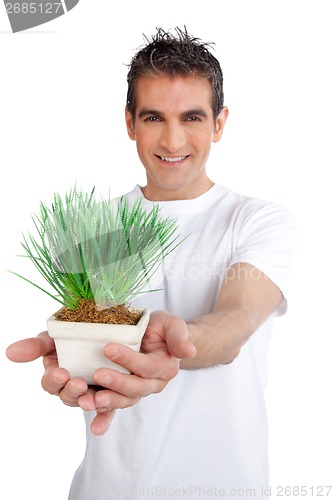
[7,27,296,499]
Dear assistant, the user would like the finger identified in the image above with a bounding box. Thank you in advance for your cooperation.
[41,366,71,395]
[58,377,89,406]
[90,409,117,436]
[102,344,176,379]
[166,331,197,360]
[78,388,98,412]
[93,368,167,400]
[94,388,139,411]
[6,331,55,363]
[150,312,197,359]
[43,353,59,371]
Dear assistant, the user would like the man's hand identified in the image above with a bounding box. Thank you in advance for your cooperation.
[6,311,196,436]
[91,311,196,418]
[6,331,91,411]
[6,333,107,433]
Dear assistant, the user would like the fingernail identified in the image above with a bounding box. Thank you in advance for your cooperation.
[105,347,121,360]
[97,373,113,386]
[96,406,113,413]
[70,390,82,398]
[53,373,67,385]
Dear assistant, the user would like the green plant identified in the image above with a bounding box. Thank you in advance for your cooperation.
[9,187,182,310]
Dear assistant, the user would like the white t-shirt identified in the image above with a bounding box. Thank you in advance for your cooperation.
[69,184,296,500]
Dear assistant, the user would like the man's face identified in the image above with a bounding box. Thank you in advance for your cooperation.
[125,75,228,201]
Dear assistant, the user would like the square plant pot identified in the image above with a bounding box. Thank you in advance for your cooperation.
[47,308,150,384]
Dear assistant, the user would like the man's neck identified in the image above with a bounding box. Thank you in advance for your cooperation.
[141,179,215,202]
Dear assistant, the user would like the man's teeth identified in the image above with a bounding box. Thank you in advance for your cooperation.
[160,156,187,163]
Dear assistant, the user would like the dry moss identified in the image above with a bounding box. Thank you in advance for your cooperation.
[54,299,142,325]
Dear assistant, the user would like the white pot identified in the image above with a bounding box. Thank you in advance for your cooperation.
[47,308,150,384]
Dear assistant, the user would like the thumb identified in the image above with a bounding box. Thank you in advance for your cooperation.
[163,316,197,360]
[6,331,55,363]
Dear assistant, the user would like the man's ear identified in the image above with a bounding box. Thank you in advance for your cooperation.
[212,107,229,143]
[125,107,136,140]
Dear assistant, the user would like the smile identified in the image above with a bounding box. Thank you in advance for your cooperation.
[157,155,189,163]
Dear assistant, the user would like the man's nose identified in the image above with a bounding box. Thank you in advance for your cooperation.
[159,122,186,153]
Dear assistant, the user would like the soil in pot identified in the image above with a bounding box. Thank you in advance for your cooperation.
[54,298,142,325]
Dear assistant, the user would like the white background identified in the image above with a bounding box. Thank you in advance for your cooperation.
[0,1,332,499]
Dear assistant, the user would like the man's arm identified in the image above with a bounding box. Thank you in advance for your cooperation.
[181,261,283,368]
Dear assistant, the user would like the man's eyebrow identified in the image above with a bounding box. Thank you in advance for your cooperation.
[137,109,164,119]
[181,109,209,119]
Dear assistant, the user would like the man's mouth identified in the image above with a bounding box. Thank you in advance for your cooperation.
[157,155,189,163]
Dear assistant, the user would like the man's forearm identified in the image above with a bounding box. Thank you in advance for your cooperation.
[180,307,256,370]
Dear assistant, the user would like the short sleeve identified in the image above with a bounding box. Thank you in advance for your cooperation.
[228,201,297,316]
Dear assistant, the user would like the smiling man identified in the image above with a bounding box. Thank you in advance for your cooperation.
[7,28,296,499]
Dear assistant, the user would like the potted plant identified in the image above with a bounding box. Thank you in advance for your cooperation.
[9,187,182,383]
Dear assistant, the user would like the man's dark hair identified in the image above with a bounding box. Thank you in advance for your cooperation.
[126,27,224,121]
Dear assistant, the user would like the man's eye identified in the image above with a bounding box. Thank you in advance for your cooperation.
[186,116,200,121]
[145,116,159,122]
